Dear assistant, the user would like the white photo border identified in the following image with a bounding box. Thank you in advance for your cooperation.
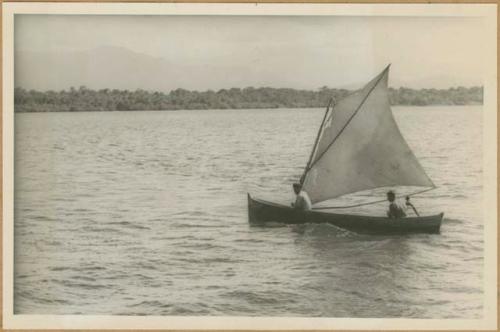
[2,2,497,330]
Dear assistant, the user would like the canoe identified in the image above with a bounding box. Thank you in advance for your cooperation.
[248,194,443,234]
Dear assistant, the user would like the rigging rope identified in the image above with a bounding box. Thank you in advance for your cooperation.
[311,186,436,210]
[306,65,390,174]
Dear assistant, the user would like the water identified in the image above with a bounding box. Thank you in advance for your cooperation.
[14,106,483,318]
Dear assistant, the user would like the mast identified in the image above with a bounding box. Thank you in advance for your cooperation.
[300,98,334,185]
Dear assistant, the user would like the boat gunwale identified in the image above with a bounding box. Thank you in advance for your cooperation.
[248,193,444,222]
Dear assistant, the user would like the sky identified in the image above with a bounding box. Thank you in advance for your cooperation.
[14,15,486,91]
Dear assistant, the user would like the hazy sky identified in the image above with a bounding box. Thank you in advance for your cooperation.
[15,15,486,91]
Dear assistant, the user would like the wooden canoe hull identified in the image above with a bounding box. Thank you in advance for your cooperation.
[248,194,443,234]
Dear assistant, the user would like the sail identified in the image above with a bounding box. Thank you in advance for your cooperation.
[302,66,434,204]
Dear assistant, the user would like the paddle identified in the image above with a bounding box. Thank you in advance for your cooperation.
[405,196,420,216]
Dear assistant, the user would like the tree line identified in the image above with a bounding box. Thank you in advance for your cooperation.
[14,85,483,112]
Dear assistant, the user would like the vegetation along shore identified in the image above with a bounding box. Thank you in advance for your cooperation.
[14,86,483,112]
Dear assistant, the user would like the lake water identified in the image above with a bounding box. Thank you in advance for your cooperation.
[14,106,483,318]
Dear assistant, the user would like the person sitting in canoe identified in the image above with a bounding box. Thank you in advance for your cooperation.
[405,196,420,216]
[386,190,406,218]
[292,183,312,210]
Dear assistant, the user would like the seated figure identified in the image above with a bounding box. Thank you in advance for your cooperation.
[386,190,406,218]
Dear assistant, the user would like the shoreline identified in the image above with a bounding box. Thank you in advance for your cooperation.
[14,103,484,114]
[14,86,484,114]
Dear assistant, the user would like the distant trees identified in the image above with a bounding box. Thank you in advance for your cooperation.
[14,85,483,113]
[388,86,483,106]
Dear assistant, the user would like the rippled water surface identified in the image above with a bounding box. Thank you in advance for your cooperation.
[14,106,483,317]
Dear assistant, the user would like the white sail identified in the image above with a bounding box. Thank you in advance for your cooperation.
[302,66,434,204]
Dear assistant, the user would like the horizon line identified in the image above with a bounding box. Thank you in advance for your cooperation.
[14,85,484,94]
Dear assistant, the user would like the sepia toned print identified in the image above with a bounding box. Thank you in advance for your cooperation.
[3,2,497,330]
